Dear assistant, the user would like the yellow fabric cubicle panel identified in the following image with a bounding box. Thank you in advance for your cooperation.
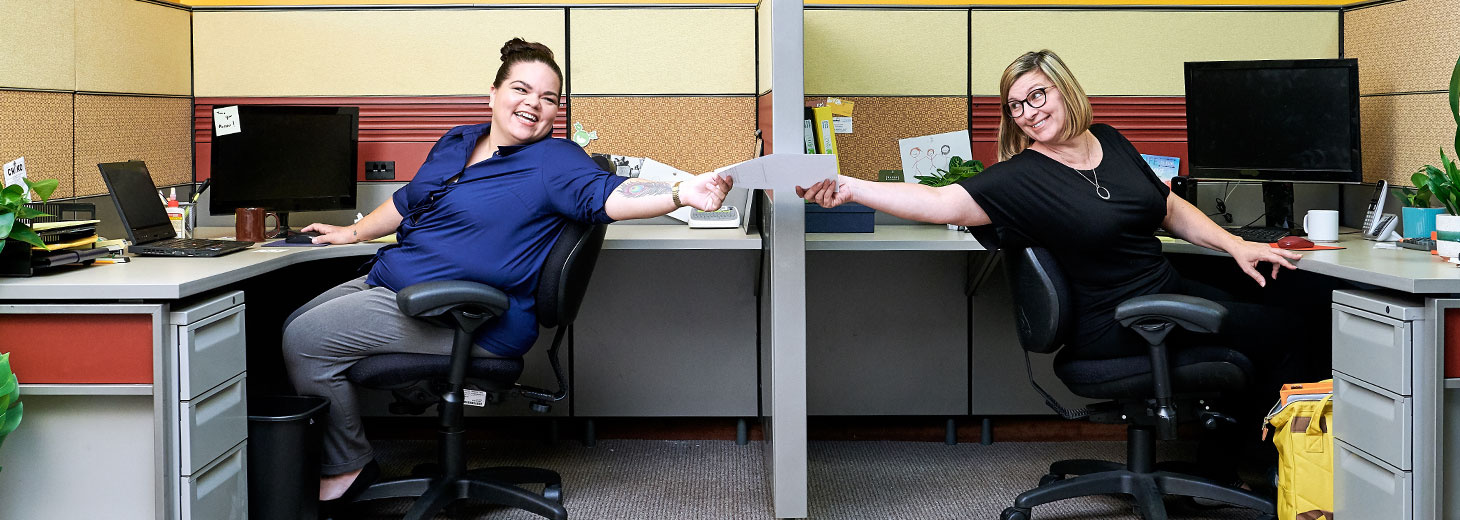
[569,97,756,175]
[821,96,967,181]
[758,3,773,95]
[75,0,191,96]
[0,91,75,199]
[804,9,968,96]
[0,0,76,91]
[1360,93,1453,187]
[73,95,192,196]
[192,9,565,96]
[970,10,1339,96]
[1345,0,1460,96]
[569,9,755,95]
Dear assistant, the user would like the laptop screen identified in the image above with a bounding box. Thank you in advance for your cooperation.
[98,161,176,245]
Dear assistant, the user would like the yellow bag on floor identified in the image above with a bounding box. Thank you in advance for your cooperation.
[1264,380,1334,520]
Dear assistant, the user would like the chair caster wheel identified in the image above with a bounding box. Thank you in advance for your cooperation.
[1000,506,1032,520]
[1038,473,1064,487]
[543,483,563,503]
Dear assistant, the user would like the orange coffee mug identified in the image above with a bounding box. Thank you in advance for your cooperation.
[235,207,279,242]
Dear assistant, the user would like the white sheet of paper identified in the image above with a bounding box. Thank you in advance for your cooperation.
[611,156,694,222]
[213,106,241,136]
[714,154,837,191]
[898,130,973,183]
[3,157,29,202]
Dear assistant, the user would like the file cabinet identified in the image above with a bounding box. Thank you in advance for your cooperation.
[169,291,248,520]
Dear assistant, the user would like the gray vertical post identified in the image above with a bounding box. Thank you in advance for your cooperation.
[981,417,993,445]
[737,418,749,446]
[945,418,957,445]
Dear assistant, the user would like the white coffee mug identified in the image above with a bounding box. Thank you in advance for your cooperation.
[1303,209,1340,242]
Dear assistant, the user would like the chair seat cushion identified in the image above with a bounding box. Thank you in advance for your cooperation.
[346,353,524,390]
[1055,346,1253,399]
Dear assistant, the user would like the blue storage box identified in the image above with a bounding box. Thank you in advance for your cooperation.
[805,202,874,233]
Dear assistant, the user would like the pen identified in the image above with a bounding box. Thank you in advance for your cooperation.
[94,257,130,264]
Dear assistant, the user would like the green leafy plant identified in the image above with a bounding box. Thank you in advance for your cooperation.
[1400,182,1433,208]
[0,352,22,474]
[1410,53,1460,214]
[915,156,985,187]
[0,177,60,255]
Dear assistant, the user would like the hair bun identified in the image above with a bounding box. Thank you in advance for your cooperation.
[501,38,555,62]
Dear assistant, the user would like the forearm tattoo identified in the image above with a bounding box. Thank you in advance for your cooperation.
[615,179,673,198]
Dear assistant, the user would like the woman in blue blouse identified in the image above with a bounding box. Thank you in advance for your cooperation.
[283,38,733,503]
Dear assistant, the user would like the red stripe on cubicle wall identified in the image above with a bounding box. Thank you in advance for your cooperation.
[757,93,774,155]
[0,314,153,384]
[193,96,570,182]
[970,96,1188,176]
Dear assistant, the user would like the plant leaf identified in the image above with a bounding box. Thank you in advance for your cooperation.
[15,206,50,220]
[0,185,21,207]
[8,224,46,250]
[27,178,58,202]
[0,211,13,241]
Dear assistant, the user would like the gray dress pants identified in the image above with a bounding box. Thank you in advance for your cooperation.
[282,276,501,475]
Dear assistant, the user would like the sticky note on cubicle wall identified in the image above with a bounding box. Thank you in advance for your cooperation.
[1141,154,1180,182]
[213,106,241,136]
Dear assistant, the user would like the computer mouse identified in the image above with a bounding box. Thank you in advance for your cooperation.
[285,233,317,244]
[1276,236,1315,249]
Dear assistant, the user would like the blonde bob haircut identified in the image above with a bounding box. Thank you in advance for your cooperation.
[997,50,1093,162]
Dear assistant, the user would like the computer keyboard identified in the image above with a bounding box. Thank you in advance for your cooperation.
[1398,237,1436,252]
[1226,227,1289,244]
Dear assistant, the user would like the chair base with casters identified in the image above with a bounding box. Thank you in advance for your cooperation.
[1001,247,1276,520]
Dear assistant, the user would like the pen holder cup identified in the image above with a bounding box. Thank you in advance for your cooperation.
[180,202,196,239]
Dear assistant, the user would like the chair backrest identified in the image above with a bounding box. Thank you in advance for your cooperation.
[535,220,607,329]
[1003,246,1074,354]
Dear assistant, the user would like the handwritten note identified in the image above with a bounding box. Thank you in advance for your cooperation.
[213,106,241,136]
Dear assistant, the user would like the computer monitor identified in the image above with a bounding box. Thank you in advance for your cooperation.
[1184,59,1361,230]
[209,105,359,237]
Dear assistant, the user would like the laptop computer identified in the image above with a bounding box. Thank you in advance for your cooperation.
[98,161,253,257]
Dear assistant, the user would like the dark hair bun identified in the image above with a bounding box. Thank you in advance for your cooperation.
[501,38,555,62]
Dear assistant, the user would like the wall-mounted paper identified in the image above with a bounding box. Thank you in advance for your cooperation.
[1140,154,1180,182]
[213,105,241,136]
[898,130,972,184]
[3,157,29,202]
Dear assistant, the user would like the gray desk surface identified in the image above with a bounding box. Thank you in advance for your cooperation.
[806,225,985,251]
[1161,234,1460,294]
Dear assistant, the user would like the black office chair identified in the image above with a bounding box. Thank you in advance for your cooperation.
[343,220,608,520]
[997,246,1276,520]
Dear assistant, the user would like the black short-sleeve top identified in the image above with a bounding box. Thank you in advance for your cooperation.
[957,123,1178,349]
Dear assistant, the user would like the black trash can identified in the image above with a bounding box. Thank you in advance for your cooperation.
[248,395,329,520]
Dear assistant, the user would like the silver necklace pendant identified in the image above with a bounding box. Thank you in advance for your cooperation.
[1095,185,1111,200]
[1073,168,1111,200]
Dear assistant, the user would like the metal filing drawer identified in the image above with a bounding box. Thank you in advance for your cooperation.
[1334,375,1412,470]
[180,374,247,475]
[1332,304,1412,395]
[1335,439,1412,520]
[180,442,247,520]
[172,291,247,400]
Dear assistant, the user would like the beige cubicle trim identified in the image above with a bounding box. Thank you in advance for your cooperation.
[1345,0,1460,96]
[192,9,565,96]
[0,91,76,199]
[569,9,755,95]
[758,1,773,94]
[75,0,191,96]
[569,96,758,174]
[0,0,76,92]
[970,10,1338,95]
[74,95,193,196]
[804,9,968,96]
[1360,93,1452,187]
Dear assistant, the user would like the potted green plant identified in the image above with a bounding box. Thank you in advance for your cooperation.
[1399,181,1445,239]
[0,177,60,275]
[0,352,22,473]
[1411,52,1460,242]
[913,156,985,188]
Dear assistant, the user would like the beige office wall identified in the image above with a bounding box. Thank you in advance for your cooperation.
[970,10,1338,96]
[75,0,190,95]
[74,95,193,196]
[570,9,755,95]
[570,97,757,174]
[804,9,967,96]
[1346,0,1460,95]
[1360,93,1452,186]
[0,0,76,91]
[758,1,772,94]
[193,9,566,96]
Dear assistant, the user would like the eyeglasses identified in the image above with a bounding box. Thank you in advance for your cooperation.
[1004,86,1055,117]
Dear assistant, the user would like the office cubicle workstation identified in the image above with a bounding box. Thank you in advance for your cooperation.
[2,0,1459,518]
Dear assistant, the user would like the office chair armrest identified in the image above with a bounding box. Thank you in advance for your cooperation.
[396,280,510,320]
[1114,294,1226,334]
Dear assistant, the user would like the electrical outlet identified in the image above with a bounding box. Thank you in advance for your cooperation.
[365,161,395,180]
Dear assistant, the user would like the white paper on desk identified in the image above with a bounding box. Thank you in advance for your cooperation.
[213,106,241,136]
[714,154,837,191]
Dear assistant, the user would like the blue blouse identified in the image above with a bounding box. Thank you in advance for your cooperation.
[365,123,627,356]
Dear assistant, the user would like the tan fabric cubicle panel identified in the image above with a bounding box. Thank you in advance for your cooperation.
[569,97,757,175]
[0,0,76,91]
[1344,0,1460,96]
[822,96,967,181]
[804,9,967,96]
[758,3,772,94]
[192,9,565,96]
[73,95,193,196]
[569,9,755,95]
[1360,93,1453,187]
[970,10,1339,96]
[0,91,75,199]
[75,0,191,96]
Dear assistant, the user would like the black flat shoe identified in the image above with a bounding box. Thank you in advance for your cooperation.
[319,460,380,520]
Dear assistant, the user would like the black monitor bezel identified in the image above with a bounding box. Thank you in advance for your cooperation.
[208,105,360,215]
[1183,58,1362,184]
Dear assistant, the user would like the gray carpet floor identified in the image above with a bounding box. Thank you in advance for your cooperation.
[353,439,1264,519]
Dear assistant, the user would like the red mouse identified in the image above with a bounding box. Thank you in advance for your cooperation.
[1276,236,1315,249]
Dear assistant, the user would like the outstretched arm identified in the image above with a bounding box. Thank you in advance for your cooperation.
[1162,192,1301,287]
[604,171,733,221]
[796,176,991,227]
[302,199,403,244]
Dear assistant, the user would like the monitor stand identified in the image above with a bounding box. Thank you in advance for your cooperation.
[1261,182,1298,234]
[270,212,300,239]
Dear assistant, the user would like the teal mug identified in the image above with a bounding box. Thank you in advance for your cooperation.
[1402,207,1446,239]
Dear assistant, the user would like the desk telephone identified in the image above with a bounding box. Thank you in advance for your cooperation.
[1362,179,1402,241]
